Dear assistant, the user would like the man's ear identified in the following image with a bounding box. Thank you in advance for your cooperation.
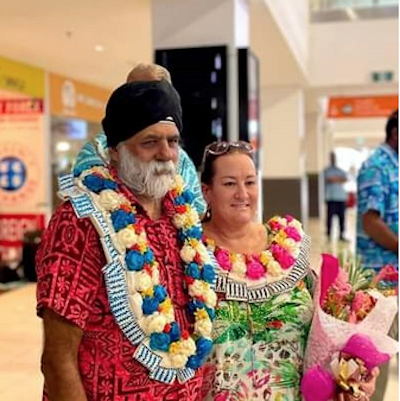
[109,146,119,164]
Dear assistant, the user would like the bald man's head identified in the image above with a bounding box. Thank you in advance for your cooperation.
[126,63,172,84]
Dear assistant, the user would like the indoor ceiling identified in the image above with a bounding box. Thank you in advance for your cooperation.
[0,0,396,145]
[0,0,153,91]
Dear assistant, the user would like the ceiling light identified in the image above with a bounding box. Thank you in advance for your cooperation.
[56,141,71,152]
[94,45,105,52]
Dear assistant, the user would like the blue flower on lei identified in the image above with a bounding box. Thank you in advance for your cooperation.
[111,209,135,231]
[83,174,117,193]
[186,262,201,279]
[153,285,167,302]
[125,250,145,271]
[187,338,213,369]
[201,264,216,283]
[150,332,171,352]
[142,296,160,315]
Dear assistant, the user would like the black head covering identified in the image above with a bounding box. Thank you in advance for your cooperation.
[102,80,182,147]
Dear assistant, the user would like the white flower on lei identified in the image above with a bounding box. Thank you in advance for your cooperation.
[180,244,196,263]
[197,245,211,263]
[204,288,217,308]
[143,313,167,334]
[267,260,283,277]
[172,213,187,229]
[134,271,153,292]
[186,209,200,227]
[163,306,175,323]
[151,263,160,285]
[117,226,138,249]
[188,279,206,298]
[283,238,301,258]
[273,216,287,227]
[231,257,247,276]
[170,353,189,369]
[99,189,125,211]
[195,317,212,337]
[181,337,197,355]
[289,219,303,234]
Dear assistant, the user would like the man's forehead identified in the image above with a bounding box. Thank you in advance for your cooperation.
[133,122,180,140]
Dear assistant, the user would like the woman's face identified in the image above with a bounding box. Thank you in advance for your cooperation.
[203,153,258,225]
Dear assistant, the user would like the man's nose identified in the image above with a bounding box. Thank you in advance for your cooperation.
[157,140,174,161]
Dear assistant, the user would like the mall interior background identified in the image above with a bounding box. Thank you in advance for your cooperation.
[0,0,398,399]
[0,0,398,263]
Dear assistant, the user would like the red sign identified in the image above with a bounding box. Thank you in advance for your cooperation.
[0,213,45,261]
[328,95,398,118]
[0,98,44,114]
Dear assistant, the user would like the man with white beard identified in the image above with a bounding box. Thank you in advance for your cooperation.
[36,80,217,401]
[72,62,206,217]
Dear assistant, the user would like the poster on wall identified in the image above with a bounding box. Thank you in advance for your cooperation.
[0,57,46,261]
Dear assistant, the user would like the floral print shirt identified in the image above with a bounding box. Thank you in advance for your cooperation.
[356,143,399,271]
[202,236,314,401]
[36,196,204,401]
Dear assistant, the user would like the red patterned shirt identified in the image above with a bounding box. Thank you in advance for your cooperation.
[36,189,204,401]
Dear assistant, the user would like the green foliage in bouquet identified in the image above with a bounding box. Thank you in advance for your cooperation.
[337,251,375,291]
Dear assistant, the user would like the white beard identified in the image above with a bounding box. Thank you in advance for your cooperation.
[117,144,176,199]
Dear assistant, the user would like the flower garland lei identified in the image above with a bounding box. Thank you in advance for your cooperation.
[77,166,217,372]
[207,215,304,281]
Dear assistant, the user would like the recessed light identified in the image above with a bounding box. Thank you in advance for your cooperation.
[94,45,105,52]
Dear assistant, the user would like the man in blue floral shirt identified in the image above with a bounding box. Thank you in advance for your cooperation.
[356,109,398,272]
[356,109,398,401]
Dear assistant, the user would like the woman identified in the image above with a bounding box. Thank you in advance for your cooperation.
[199,141,378,401]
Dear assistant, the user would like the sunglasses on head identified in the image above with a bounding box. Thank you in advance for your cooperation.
[202,141,253,163]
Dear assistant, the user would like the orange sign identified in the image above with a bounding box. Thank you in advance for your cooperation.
[328,95,398,118]
[49,73,111,122]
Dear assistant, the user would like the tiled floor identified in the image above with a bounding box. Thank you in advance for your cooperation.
[0,213,398,400]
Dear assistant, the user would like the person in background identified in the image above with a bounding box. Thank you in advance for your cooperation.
[356,109,398,401]
[36,80,216,400]
[324,151,349,242]
[199,141,378,401]
[73,62,206,217]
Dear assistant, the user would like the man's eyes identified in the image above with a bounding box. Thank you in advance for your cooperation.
[141,140,158,148]
[141,138,179,148]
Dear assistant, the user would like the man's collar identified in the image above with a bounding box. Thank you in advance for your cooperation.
[380,143,399,166]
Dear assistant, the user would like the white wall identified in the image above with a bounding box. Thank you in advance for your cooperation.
[261,86,305,178]
[263,0,309,77]
[152,0,246,49]
[309,19,399,87]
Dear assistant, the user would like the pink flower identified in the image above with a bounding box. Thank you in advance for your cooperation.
[269,220,283,231]
[214,391,230,401]
[270,244,295,269]
[215,249,231,271]
[374,264,398,283]
[246,259,266,280]
[284,226,302,242]
[351,291,367,312]
[285,214,294,222]
[348,311,358,324]
[332,268,352,297]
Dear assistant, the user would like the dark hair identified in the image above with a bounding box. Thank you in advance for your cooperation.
[200,142,254,185]
[385,109,398,141]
